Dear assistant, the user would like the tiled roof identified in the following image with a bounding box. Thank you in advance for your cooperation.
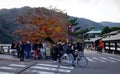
[102,33,120,41]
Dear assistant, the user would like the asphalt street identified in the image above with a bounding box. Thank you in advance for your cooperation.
[0,50,120,74]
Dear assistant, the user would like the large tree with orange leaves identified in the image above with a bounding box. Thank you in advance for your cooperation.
[15,7,69,43]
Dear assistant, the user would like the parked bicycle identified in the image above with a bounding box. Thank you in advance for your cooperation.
[60,50,88,67]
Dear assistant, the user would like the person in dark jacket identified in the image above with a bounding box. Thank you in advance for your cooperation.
[20,41,25,61]
[51,44,58,61]
[77,42,84,57]
[24,41,31,61]
[32,41,39,60]
[57,41,63,63]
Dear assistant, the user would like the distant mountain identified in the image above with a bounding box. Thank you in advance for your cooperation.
[76,18,103,29]
[100,22,120,27]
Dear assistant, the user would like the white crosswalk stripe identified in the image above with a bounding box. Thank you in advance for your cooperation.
[8,64,26,67]
[86,56,120,63]
[37,64,58,67]
[31,64,73,73]
[108,57,120,61]
[32,70,55,74]
[0,66,16,70]
[99,57,116,62]
[0,72,15,74]
[86,57,97,62]
[92,57,107,62]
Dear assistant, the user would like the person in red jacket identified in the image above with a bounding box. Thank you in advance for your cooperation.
[98,39,104,53]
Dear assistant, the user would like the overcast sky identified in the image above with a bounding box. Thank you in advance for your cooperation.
[0,0,120,23]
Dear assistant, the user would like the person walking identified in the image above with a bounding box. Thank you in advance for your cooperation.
[19,41,25,61]
[16,41,21,58]
[57,40,64,63]
[11,41,17,56]
[24,41,31,62]
[51,44,58,61]
[32,40,39,60]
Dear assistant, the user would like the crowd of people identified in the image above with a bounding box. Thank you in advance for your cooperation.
[10,40,84,63]
[11,40,47,61]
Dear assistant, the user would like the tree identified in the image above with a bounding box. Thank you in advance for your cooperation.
[110,27,120,31]
[101,26,111,34]
[15,7,69,43]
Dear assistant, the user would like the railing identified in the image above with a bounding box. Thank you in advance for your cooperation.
[104,42,120,54]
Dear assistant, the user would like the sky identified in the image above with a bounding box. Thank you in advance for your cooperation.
[0,0,120,23]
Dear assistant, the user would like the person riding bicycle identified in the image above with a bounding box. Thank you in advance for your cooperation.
[76,42,84,58]
[66,43,75,67]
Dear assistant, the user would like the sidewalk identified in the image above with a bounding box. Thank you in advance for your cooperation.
[0,54,19,61]
[84,49,96,53]
[0,50,95,61]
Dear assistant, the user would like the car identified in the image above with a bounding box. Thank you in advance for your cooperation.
[10,49,17,56]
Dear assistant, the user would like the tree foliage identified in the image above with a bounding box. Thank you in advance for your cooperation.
[110,27,120,31]
[15,7,69,42]
[101,26,111,34]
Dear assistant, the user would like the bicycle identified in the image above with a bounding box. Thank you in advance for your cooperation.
[60,50,88,67]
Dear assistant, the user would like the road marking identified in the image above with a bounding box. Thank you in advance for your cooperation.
[92,57,106,62]
[86,57,96,62]
[99,57,116,62]
[0,67,16,70]
[60,66,74,69]
[108,57,120,62]
[31,66,71,73]
[8,64,26,67]
[58,69,71,72]
[0,72,14,74]
[37,64,58,67]
[32,70,55,74]
[31,66,57,71]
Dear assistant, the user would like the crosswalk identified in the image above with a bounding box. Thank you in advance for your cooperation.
[0,56,120,74]
[86,56,120,63]
[0,63,74,74]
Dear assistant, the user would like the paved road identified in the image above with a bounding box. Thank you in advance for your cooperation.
[0,50,120,74]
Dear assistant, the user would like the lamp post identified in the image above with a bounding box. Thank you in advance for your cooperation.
[68,25,72,42]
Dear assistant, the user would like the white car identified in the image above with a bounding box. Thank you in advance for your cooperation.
[10,49,17,56]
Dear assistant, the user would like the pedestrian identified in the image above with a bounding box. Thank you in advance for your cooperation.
[42,41,47,59]
[98,39,104,53]
[51,44,58,61]
[24,41,31,62]
[57,40,63,63]
[32,40,39,60]
[38,41,43,60]
[11,41,17,56]
[19,41,25,61]
[16,41,21,58]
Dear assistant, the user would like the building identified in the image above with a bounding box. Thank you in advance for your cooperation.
[84,29,102,50]
[102,31,120,54]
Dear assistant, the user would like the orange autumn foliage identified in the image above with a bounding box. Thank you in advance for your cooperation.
[15,7,69,42]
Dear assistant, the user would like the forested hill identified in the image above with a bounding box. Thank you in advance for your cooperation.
[0,6,120,43]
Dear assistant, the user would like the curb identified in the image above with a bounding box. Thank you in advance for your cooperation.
[0,58,19,62]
